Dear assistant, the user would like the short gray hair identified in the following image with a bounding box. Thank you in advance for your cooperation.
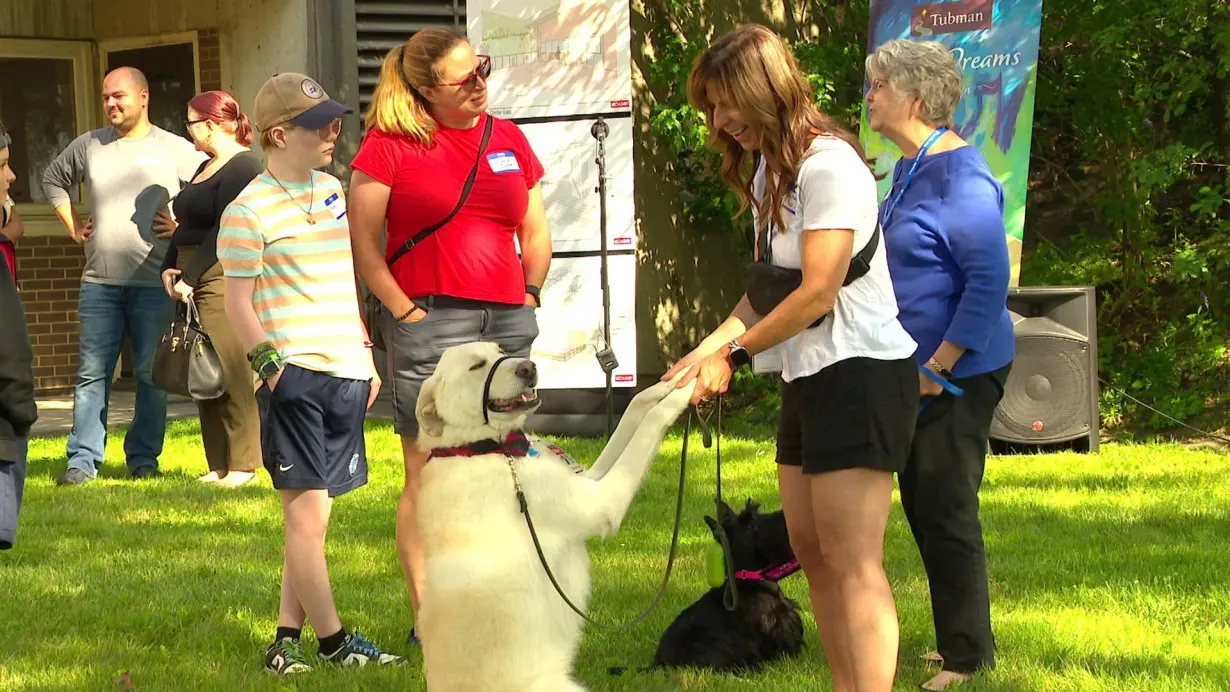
[866,39,964,127]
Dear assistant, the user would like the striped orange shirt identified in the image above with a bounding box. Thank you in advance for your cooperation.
[217,171,371,380]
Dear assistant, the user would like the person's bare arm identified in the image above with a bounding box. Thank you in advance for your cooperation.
[661,295,760,381]
[516,183,552,306]
[736,228,853,357]
[349,170,422,322]
[223,275,278,390]
[224,276,265,352]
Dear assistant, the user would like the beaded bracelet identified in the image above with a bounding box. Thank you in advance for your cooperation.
[396,303,422,322]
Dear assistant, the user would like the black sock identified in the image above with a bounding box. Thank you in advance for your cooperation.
[318,627,349,656]
[275,626,302,643]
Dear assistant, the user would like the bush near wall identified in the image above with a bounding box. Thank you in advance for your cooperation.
[641,0,1230,435]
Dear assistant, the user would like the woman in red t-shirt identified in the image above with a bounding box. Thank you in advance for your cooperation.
[349,27,552,639]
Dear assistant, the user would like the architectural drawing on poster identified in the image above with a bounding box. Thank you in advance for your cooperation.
[519,117,635,252]
[468,0,632,118]
[531,254,637,389]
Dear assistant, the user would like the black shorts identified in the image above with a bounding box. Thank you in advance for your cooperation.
[257,364,371,497]
[776,356,919,475]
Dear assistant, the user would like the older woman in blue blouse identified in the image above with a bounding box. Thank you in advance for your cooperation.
[865,39,1015,692]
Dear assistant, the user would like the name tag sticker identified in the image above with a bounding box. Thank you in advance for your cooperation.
[323,192,346,219]
[487,151,521,174]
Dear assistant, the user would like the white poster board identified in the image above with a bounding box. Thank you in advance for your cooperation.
[531,254,637,389]
[469,0,633,119]
[518,117,635,252]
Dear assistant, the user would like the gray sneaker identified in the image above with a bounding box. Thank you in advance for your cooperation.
[56,468,90,486]
[265,637,313,675]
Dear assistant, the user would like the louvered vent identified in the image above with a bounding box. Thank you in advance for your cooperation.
[356,0,466,119]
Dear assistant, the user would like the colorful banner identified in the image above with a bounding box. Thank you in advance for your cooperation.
[860,0,1044,285]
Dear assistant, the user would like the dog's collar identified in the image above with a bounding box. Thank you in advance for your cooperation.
[428,430,531,460]
[734,558,800,582]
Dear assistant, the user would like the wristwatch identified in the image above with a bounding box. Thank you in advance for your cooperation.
[727,339,752,369]
[525,284,542,307]
[255,357,282,381]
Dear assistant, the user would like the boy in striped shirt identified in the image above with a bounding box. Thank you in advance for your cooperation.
[217,73,402,673]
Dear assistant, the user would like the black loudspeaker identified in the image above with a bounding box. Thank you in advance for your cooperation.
[989,286,1100,452]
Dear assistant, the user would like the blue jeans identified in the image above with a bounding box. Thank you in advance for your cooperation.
[0,438,26,550]
[65,282,173,476]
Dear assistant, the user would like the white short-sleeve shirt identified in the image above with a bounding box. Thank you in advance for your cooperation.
[751,136,917,382]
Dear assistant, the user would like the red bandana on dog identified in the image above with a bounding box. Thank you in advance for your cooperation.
[428,430,531,460]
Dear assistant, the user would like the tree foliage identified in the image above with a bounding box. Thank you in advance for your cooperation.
[641,0,1230,433]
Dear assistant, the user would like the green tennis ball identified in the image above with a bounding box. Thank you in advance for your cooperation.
[705,542,728,589]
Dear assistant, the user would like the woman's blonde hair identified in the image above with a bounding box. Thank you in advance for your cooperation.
[366,27,468,143]
[688,24,869,235]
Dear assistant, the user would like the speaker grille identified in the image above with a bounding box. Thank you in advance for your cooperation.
[991,325,1093,444]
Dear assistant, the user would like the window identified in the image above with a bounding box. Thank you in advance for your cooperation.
[102,36,199,137]
[0,39,94,207]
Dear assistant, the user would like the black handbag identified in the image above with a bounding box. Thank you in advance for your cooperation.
[365,115,495,351]
[745,216,882,329]
[152,298,226,400]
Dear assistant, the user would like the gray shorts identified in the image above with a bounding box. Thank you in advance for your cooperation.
[0,438,28,550]
[386,297,539,436]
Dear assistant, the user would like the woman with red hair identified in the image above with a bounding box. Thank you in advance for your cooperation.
[158,90,263,486]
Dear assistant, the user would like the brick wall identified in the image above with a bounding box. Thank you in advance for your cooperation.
[199,29,221,92]
[15,236,85,395]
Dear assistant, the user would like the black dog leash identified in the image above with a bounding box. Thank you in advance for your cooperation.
[507,406,700,630]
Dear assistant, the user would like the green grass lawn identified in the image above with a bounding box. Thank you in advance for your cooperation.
[3,419,1229,691]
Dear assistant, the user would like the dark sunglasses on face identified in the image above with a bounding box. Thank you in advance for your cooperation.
[438,55,492,89]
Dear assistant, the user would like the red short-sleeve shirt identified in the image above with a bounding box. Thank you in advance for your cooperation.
[352,113,545,305]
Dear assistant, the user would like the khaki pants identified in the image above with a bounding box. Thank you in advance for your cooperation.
[179,248,261,472]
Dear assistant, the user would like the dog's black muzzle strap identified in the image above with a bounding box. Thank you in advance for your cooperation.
[482,355,518,425]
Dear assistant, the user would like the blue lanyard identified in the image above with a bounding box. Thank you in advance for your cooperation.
[880,127,948,227]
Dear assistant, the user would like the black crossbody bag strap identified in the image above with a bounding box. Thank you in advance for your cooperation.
[386,115,494,268]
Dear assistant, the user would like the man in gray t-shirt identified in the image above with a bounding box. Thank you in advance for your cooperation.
[41,66,205,485]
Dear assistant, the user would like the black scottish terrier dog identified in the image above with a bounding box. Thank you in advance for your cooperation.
[652,499,805,672]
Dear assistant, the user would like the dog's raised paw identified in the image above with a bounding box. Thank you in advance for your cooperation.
[654,380,697,420]
[631,380,677,410]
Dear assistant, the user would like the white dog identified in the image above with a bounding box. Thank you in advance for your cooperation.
[414,342,696,691]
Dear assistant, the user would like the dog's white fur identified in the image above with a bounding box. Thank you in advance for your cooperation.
[414,342,696,691]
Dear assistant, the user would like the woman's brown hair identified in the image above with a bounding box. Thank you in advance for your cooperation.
[366,27,468,143]
[688,24,869,235]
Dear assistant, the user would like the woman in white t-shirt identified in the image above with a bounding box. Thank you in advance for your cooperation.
[665,25,919,692]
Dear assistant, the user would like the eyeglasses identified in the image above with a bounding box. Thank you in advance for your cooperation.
[184,117,210,132]
[438,55,492,89]
[308,118,342,140]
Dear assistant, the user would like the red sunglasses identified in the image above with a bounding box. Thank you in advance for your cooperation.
[438,55,492,89]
